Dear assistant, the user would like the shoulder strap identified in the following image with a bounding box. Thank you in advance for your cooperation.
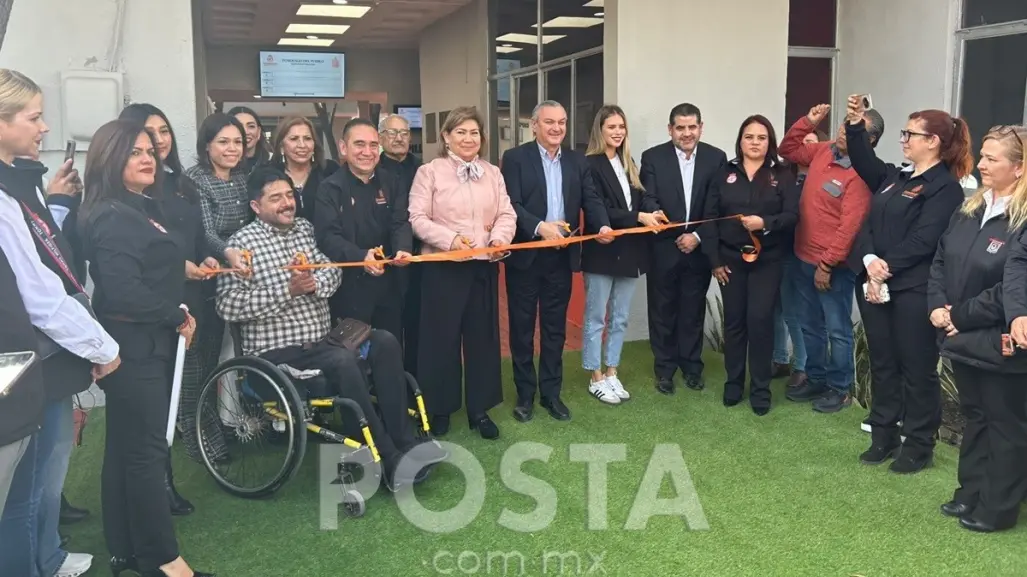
[17,199,86,294]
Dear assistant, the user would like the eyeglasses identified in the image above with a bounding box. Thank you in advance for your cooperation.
[899,129,933,143]
[382,129,411,139]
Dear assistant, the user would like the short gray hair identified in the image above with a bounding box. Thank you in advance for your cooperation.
[864,109,885,148]
[531,100,565,122]
[378,113,409,132]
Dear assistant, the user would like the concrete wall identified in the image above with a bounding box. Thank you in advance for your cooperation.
[205,46,422,108]
[836,0,960,165]
[0,0,199,168]
[418,0,489,160]
[605,0,791,341]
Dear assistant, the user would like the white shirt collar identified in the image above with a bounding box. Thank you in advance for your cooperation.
[675,147,697,163]
[538,142,561,161]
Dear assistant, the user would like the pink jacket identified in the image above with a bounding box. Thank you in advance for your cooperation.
[408,156,517,258]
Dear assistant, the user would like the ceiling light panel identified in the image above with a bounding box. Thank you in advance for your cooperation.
[533,16,603,28]
[497,32,566,45]
[278,37,335,46]
[583,0,604,6]
[496,46,523,53]
[296,4,371,18]
[286,23,350,35]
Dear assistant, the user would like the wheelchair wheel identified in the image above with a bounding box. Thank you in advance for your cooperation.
[343,489,366,518]
[195,356,308,498]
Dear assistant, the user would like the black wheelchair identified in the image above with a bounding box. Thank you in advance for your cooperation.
[192,325,432,516]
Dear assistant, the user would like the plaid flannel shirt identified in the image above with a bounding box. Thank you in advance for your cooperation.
[216,217,342,356]
[183,165,251,258]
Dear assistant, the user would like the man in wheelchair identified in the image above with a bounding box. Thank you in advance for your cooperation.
[215,167,448,491]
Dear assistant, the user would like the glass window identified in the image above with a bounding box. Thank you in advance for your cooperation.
[788,0,837,47]
[493,0,539,70]
[573,53,603,153]
[785,57,834,134]
[959,34,1027,169]
[540,0,605,61]
[963,0,1027,28]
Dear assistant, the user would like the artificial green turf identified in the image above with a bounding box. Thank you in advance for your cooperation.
[63,342,1026,576]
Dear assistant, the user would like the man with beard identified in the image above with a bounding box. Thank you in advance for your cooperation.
[640,103,727,395]
[216,166,446,491]
[314,118,413,340]
[502,100,611,423]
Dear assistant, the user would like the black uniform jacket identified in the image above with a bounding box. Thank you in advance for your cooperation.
[579,153,648,278]
[162,171,216,315]
[846,121,964,291]
[81,194,188,363]
[928,206,1027,373]
[501,141,609,273]
[699,159,799,268]
[314,165,412,264]
[1003,227,1027,325]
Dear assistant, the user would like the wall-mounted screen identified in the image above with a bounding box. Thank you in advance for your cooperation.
[259,51,345,98]
[394,105,423,129]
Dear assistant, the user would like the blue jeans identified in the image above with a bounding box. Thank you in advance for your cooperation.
[793,260,856,392]
[582,273,639,371]
[773,257,808,371]
[0,397,74,577]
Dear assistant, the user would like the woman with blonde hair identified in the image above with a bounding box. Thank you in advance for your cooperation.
[270,115,338,222]
[408,106,516,439]
[579,105,662,404]
[928,124,1027,533]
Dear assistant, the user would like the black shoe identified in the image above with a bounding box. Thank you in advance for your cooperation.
[723,396,742,407]
[430,414,450,437]
[811,389,852,413]
[940,501,973,518]
[540,397,571,421]
[786,381,829,402]
[655,378,675,395]
[405,438,450,468]
[512,400,534,423]
[684,374,705,391]
[889,450,933,474]
[469,413,500,439]
[110,556,139,577]
[959,515,1016,533]
[859,444,898,465]
[166,462,195,516]
[752,405,770,416]
[59,493,89,525]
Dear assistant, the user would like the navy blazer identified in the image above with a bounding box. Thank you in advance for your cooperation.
[501,141,609,272]
[580,153,649,278]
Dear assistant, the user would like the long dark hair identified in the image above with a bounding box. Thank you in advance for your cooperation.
[196,113,247,171]
[119,103,183,176]
[79,119,163,225]
[734,115,785,183]
[227,105,270,158]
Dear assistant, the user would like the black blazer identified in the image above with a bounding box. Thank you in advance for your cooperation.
[580,153,648,278]
[501,141,609,272]
[639,141,728,248]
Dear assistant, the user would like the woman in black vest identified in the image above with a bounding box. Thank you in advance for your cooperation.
[78,119,213,576]
[929,125,1027,533]
[700,115,799,415]
[0,68,121,577]
[845,98,973,474]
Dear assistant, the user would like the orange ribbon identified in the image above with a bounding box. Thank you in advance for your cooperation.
[272,215,760,272]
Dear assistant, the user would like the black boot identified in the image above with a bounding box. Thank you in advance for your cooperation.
[59,493,89,525]
[166,460,195,516]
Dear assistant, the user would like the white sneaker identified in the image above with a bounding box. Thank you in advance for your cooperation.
[605,375,630,400]
[589,379,621,405]
[56,553,93,577]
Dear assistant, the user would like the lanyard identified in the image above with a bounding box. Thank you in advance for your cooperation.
[19,200,86,294]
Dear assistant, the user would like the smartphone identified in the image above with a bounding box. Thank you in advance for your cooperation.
[0,351,38,398]
[1002,334,1016,357]
[64,140,76,166]
[861,94,874,111]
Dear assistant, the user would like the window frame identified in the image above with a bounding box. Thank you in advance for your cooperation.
[952,0,1027,123]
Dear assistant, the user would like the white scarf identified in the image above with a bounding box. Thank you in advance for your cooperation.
[449,151,484,183]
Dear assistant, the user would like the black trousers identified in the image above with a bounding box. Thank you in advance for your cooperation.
[417,260,503,418]
[720,257,782,409]
[402,265,422,378]
[647,243,710,380]
[951,362,1027,527]
[261,331,413,462]
[506,250,572,403]
[857,284,941,453]
[329,272,404,342]
[100,347,179,571]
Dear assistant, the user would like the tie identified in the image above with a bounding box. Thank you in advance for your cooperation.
[450,152,484,183]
